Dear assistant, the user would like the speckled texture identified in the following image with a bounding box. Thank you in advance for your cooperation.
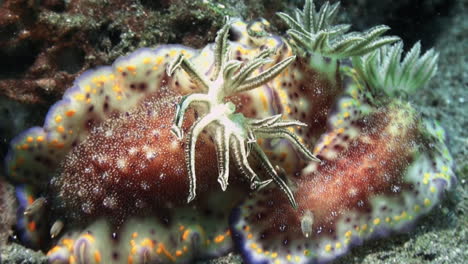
[0,0,466,263]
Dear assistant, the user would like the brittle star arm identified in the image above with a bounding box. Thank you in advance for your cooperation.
[213,124,230,191]
[171,93,211,139]
[167,53,211,90]
[255,127,320,162]
[234,55,296,94]
[250,143,298,208]
[230,133,274,190]
[185,111,224,202]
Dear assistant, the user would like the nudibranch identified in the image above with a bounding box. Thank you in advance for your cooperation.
[2,0,457,264]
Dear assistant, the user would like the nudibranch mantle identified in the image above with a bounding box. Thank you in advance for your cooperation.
[3,1,457,264]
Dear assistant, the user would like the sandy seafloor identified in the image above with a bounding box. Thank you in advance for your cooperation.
[0,0,466,263]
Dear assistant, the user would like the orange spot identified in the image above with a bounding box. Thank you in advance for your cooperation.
[26,137,34,143]
[57,126,65,133]
[94,251,101,263]
[157,244,176,262]
[26,196,34,205]
[214,235,225,243]
[182,229,190,241]
[55,115,62,123]
[65,110,76,117]
[126,65,136,72]
[36,136,44,142]
[28,221,36,231]
[179,225,185,231]
[132,232,138,238]
[175,250,182,257]
[127,256,133,264]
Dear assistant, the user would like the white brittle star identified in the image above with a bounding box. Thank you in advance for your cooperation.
[167,20,319,207]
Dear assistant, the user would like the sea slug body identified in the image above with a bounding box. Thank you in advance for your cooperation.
[2,1,457,264]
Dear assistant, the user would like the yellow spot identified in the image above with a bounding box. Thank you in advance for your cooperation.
[84,85,91,92]
[69,256,76,264]
[117,66,124,72]
[74,94,85,101]
[141,238,154,248]
[259,92,268,111]
[250,243,258,249]
[143,57,151,64]
[86,98,91,103]
[117,95,122,100]
[155,56,164,65]
[62,239,74,250]
[112,85,122,93]
[55,115,63,123]
[169,50,178,57]
[37,136,44,142]
[335,242,342,249]
[325,244,332,252]
[256,248,263,254]
[82,233,95,243]
[343,112,350,118]
[26,137,33,143]
[337,127,345,134]
[94,251,101,263]
[385,217,391,223]
[287,254,291,261]
[65,110,76,117]
[424,198,431,207]
[57,126,65,133]
[361,224,368,231]
[413,205,421,212]
[430,186,436,193]
[47,246,61,255]
[373,218,381,225]
[345,231,352,238]
[126,65,136,72]
[271,252,278,258]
